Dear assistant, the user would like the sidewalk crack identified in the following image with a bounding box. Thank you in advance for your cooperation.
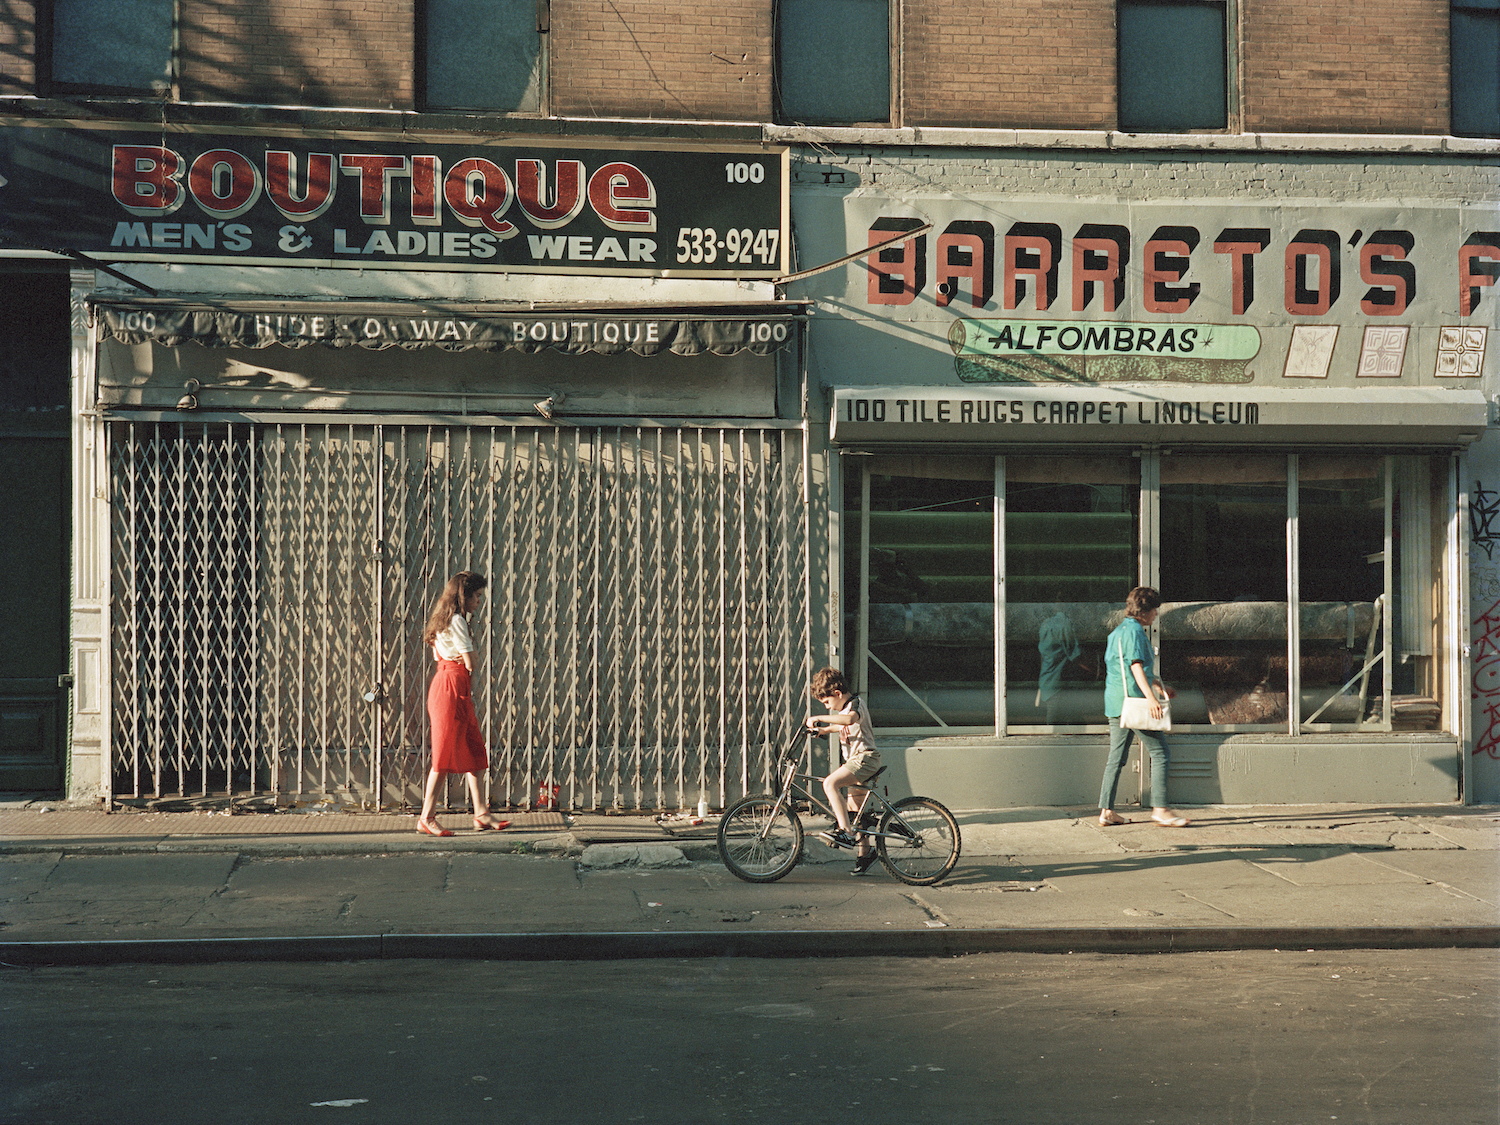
[1357,854,1497,907]
[1177,891,1238,918]
[1246,859,1303,885]
[905,893,949,924]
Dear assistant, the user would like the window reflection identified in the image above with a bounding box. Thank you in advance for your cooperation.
[1159,456,1289,728]
[851,457,993,727]
[1299,457,1387,729]
[1005,457,1137,727]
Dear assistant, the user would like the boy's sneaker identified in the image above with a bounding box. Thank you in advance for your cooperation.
[817,827,857,849]
[856,810,880,830]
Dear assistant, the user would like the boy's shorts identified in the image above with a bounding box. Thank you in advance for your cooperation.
[842,749,882,783]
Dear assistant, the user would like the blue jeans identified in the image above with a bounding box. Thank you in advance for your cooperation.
[1099,717,1170,810]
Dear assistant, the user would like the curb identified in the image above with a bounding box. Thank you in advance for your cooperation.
[0,837,789,863]
[2,926,1495,966]
[0,835,583,858]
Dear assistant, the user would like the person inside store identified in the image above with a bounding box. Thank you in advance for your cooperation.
[417,569,511,836]
[1099,585,1190,828]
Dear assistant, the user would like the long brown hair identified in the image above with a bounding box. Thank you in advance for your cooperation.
[422,570,487,645]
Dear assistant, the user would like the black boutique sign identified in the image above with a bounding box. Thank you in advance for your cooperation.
[0,122,789,278]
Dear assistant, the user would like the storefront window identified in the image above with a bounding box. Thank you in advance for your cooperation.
[1397,458,1446,728]
[850,457,993,727]
[1006,457,1138,728]
[1298,457,1388,730]
[843,450,1450,736]
[1160,455,1289,729]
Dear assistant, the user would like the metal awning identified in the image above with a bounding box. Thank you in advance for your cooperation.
[92,298,804,356]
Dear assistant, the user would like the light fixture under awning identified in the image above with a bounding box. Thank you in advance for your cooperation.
[92,298,802,357]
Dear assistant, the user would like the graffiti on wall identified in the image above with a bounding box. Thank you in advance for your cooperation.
[1470,482,1500,759]
[1472,480,1500,562]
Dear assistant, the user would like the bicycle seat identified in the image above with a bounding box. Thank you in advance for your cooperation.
[857,767,887,785]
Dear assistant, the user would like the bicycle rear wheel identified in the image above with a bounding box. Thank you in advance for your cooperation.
[876,796,961,886]
[717,796,803,883]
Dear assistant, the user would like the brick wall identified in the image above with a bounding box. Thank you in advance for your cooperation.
[550,0,771,120]
[903,0,1116,130]
[0,1,1475,136]
[0,0,37,94]
[790,148,1500,204]
[179,0,414,109]
[1242,0,1451,134]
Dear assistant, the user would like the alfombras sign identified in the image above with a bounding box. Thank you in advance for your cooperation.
[0,122,789,277]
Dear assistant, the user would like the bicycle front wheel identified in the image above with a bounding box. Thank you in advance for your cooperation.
[877,796,961,886]
[717,796,804,883]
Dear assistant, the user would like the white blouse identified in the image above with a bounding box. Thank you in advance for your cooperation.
[432,613,475,662]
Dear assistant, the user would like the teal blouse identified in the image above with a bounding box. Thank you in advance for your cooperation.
[1104,616,1154,719]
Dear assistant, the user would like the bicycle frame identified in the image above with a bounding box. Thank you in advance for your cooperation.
[760,731,915,845]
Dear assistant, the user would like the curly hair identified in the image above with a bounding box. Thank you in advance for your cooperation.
[810,666,849,699]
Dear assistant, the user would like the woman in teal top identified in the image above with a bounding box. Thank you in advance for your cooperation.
[1099,586,1190,828]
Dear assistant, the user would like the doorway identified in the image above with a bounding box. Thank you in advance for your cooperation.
[0,268,71,792]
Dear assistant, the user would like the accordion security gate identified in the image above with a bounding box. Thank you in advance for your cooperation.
[109,421,812,811]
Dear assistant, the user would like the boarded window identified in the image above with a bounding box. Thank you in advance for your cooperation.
[424,0,543,113]
[1452,0,1500,137]
[52,0,173,92]
[1117,0,1228,132]
[777,0,890,125]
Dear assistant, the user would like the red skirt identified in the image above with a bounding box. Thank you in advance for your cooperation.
[427,660,489,775]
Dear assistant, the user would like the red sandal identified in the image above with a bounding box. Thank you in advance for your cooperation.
[473,815,511,831]
[416,817,453,837]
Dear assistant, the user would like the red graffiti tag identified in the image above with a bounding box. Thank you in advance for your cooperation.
[1471,596,1500,759]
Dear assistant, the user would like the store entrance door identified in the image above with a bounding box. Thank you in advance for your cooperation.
[0,270,70,793]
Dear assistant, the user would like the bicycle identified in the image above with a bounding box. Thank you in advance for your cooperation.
[716,727,961,886]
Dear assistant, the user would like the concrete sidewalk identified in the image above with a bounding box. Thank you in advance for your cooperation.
[1,800,1495,963]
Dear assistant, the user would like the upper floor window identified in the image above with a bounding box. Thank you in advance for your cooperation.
[1117,0,1228,132]
[50,0,173,93]
[422,0,544,113]
[1452,0,1500,136]
[776,0,891,125]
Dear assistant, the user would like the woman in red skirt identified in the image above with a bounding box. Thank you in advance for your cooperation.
[416,570,511,836]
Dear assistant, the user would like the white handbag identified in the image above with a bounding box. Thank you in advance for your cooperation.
[1117,643,1171,731]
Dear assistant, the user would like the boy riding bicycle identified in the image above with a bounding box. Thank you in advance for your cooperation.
[806,666,883,875]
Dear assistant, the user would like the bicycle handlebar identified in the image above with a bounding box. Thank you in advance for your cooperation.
[781,723,813,762]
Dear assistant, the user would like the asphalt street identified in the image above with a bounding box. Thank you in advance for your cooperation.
[3,949,1494,1125]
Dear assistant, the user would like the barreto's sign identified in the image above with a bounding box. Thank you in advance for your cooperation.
[0,122,789,278]
[830,385,1487,447]
[791,195,1498,384]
